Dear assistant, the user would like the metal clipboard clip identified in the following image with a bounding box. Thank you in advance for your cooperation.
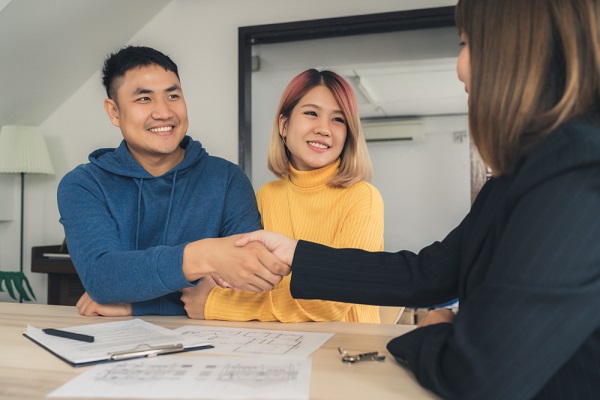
[338,347,386,363]
[109,343,184,361]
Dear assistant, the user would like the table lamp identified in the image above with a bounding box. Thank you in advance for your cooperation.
[0,125,55,302]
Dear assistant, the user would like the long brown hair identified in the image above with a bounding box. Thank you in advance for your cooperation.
[456,0,600,175]
[267,69,372,187]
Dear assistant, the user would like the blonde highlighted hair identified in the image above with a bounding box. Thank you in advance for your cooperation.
[267,69,372,187]
[456,0,600,176]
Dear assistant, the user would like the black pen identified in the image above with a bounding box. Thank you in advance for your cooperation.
[43,328,95,343]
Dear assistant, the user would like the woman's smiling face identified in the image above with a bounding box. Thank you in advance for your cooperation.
[279,85,347,171]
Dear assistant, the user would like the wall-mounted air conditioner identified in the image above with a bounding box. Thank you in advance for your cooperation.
[361,118,425,142]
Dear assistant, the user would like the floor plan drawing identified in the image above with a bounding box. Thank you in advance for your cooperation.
[215,362,301,387]
[174,326,333,359]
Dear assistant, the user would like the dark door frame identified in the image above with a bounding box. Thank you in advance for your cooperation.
[237,6,456,177]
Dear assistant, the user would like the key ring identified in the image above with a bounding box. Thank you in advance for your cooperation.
[338,347,386,363]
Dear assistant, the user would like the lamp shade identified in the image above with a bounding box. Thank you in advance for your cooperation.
[0,125,55,174]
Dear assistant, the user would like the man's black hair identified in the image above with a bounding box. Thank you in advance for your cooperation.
[102,46,180,100]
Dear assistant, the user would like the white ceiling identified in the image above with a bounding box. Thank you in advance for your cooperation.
[253,27,467,119]
[341,58,466,118]
[0,0,171,126]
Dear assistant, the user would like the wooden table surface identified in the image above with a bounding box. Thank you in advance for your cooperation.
[0,302,438,400]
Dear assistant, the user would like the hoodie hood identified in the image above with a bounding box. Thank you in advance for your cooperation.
[89,136,206,178]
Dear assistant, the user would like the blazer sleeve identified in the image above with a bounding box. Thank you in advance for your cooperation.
[290,222,463,308]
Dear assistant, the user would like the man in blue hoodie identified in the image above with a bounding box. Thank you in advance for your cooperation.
[57,46,289,316]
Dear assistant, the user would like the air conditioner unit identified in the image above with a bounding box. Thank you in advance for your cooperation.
[361,118,425,142]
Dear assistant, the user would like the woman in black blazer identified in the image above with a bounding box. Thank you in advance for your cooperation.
[235,0,600,399]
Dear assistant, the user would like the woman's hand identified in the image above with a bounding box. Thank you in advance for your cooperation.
[181,275,218,319]
[235,230,298,266]
[416,308,456,328]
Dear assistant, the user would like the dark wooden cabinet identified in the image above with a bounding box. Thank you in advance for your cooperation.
[31,245,85,306]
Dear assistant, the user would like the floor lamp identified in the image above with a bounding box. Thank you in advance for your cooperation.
[0,125,55,302]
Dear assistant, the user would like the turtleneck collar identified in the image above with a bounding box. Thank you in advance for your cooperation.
[288,159,340,189]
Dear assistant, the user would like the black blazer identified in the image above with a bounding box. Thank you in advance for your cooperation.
[290,117,600,400]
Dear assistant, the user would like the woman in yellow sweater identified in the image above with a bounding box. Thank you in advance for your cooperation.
[181,69,384,322]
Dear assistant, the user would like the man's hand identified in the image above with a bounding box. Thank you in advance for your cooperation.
[416,308,456,328]
[183,234,291,293]
[181,275,218,319]
[210,273,232,289]
[76,292,132,317]
[234,230,298,266]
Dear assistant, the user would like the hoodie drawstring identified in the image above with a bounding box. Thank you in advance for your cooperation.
[162,170,177,245]
[135,179,144,250]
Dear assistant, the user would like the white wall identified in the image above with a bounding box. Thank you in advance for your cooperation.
[0,0,456,302]
[369,116,470,252]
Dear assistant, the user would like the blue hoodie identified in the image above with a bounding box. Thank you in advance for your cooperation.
[57,136,261,315]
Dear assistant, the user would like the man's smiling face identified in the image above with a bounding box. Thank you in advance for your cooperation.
[104,64,189,169]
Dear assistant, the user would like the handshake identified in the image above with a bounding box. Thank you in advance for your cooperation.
[178,230,299,320]
[77,230,298,318]
[184,230,299,294]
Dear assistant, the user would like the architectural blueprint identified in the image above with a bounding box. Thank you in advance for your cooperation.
[173,326,333,359]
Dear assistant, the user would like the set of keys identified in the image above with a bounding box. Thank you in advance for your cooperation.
[338,347,386,363]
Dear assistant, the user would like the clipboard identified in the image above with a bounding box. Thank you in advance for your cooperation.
[23,319,213,367]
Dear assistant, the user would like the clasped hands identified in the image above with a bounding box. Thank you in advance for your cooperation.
[188,231,297,292]
[206,231,298,290]
[180,231,297,319]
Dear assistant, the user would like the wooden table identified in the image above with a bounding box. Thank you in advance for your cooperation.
[0,303,438,400]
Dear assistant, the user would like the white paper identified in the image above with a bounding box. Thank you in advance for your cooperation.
[48,355,312,399]
[25,319,210,365]
[173,325,333,359]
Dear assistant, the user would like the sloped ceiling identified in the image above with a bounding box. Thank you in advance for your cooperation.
[1,1,465,128]
[0,0,171,126]
[342,58,466,118]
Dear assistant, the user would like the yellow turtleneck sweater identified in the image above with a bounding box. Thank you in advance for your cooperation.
[204,161,384,323]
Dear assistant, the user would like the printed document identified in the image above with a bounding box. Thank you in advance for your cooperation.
[24,319,211,366]
[48,355,312,399]
[174,325,333,358]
